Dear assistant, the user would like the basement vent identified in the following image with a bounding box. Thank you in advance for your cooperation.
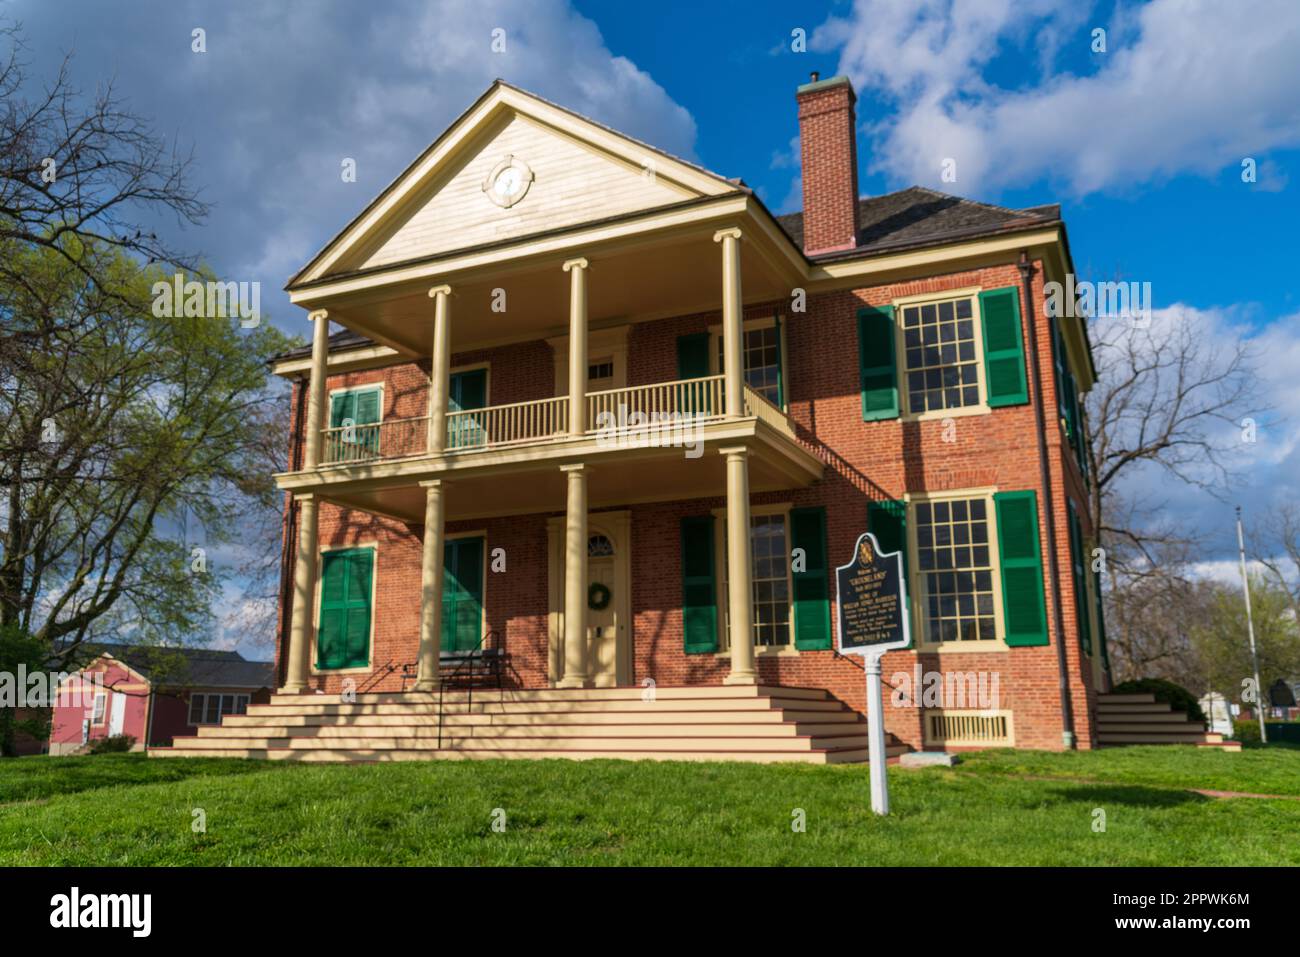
[924,710,1014,747]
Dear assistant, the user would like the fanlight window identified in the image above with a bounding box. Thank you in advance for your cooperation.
[588,534,615,557]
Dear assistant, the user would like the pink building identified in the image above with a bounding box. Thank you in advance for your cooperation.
[49,645,273,754]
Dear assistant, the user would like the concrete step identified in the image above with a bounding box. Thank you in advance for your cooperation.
[1096,721,1208,734]
[193,720,868,740]
[1097,731,1214,744]
[153,745,884,764]
[1094,707,1193,720]
[265,684,829,707]
[246,696,846,717]
[1096,693,1157,705]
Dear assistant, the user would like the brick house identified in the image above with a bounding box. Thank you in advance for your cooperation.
[165,75,1109,760]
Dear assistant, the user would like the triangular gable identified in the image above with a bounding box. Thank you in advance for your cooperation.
[291,80,739,286]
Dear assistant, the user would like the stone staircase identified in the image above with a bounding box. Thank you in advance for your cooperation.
[1096,692,1241,751]
[152,684,908,764]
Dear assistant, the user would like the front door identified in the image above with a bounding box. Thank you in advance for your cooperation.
[447,368,488,449]
[443,536,485,652]
[108,691,125,737]
[587,534,618,687]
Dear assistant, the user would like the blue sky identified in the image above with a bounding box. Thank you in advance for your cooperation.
[9,0,1300,647]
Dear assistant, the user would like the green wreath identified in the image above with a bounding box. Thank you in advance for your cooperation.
[587,581,612,611]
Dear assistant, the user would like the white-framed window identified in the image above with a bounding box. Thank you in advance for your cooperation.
[911,494,1000,646]
[710,317,786,408]
[897,293,984,416]
[188,693,250,726]
[91,691,106,725]
[717,509,794,651]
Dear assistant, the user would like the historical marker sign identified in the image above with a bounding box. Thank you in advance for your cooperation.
[835,530,911,816]
[836,532,910,655]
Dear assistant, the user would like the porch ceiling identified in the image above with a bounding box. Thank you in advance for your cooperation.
[307,434,820,525]
[301,215,799,357]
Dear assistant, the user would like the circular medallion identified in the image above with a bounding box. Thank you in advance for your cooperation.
[482,154,534,208]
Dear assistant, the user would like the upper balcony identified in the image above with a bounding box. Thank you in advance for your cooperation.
[278,373,822,523]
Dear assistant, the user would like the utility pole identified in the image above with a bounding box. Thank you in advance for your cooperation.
[1236,506,1267,744]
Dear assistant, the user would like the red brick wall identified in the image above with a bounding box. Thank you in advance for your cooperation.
[275,259,1102,751]
[797,78,860,254]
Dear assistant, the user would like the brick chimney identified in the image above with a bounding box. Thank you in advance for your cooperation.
[796,73,860,255]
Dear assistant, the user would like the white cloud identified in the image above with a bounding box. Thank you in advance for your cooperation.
[816,0,1300,195]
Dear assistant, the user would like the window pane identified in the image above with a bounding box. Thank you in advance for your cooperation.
[899,296,981,413]
[914,497,997,643]
[719,514,792,648]
[205,695,221,724]
[188,695,203,724]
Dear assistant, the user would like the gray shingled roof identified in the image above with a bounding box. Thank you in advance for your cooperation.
[76,644,275,690]
[775,186,1061,259]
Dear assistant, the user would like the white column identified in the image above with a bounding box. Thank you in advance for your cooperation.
[721,446,756,685]
[714,228,744,417]
[303,309,330,467]
[563,258,589,437]
[281,492,319,694]
[558,463,589,688]
[414,480,446,692]
[427,285,452,454]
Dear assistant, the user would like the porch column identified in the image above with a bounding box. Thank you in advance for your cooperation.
[563,258,589,437]
[714,228,744,417]
[414,480,447,692]
[427,285,452,454]
[721,446,757,685]
[281,492,319,694]
[558,463,589,688]
[303,309,330,468]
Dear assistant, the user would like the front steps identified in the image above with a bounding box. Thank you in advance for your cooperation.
[1096,693,1241,751]
[152,684,908,764]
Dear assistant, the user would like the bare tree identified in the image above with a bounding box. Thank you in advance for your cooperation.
[0,18,208,374]
[1084,307,1262,573]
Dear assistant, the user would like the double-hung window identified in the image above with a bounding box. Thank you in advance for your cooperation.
[718,512,793,649]
[914,496,998,644]
[901,295,981,414]
[188,693,250,726]
[710,318,786,408]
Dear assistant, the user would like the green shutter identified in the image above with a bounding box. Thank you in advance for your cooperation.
[681,515,718,653]
[443,537,485,653]
[994,491,1049,646]
[676,333,711,379]
[1068,502,1092,655]
[316,548,373,669]
[329,391,355,429]
[980,287,1029,407]
[857,305,899,420]
[1093,566,1110,672]
[867,499,913,647]
[790,507,830,650]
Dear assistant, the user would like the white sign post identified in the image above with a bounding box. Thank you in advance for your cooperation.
[836,532,911,816]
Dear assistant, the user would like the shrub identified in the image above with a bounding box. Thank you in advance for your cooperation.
[88,734,136,754]
[1111,678,1207,725]
[1233,719,1261,744]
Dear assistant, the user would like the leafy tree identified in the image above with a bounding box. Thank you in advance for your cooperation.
[0,239,292,758]
[1189,575,1300,705]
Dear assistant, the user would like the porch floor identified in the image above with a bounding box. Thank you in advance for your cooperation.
[152,684,908,764]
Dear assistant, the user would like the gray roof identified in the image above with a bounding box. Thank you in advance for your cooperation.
[775,186,1061,260]
[76,643,275,690]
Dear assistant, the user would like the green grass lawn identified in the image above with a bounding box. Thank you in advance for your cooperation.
[2,747,1298,866]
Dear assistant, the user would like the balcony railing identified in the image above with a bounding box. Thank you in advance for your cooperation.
[317,374,790,466]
